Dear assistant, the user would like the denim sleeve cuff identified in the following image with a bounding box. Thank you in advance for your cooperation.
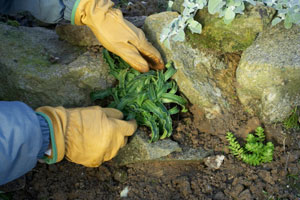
[63,0,81,24]
[35,112,58,164]
[36,113,50,159]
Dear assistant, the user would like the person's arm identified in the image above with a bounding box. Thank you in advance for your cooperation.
[36,106,137,167]
[0,0,70,23]
[0,101,137,186]
[0,101,50,185]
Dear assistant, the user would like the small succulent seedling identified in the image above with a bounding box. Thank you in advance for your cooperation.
[226,126,274,166]
[91,49,187,142]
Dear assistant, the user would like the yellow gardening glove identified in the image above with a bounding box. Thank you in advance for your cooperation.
[73,0,164,72]
[36,106,137,167]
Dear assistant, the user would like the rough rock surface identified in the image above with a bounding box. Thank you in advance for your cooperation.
[55,24,100,46]
[113,129,212,166]
[0,23,115,108]
[236,24,300,123]
[143,12,237,119]
[113,129,181,166]
[172,1,275,52]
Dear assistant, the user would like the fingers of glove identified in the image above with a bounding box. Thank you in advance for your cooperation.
[114,43,150,73]
[124,23,164,70]
[100,107,124,119]
[110,118,137,136]
[135,43,165,70]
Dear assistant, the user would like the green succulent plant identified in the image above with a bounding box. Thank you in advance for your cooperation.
[91,49,187,142]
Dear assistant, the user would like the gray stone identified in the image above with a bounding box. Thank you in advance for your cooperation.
[55,24,100,46]
[172,0,275,53]
[238,189,253,200]
[204,155,225,169]
[143,12,236,119]
[171,0,184,13]
[236,24,300,123]
[0,23,115,108]
[113,129,182,166]
[113,169,128,183]
[213,191,225,200]
[113,129,212,166]
[163,147,213,162]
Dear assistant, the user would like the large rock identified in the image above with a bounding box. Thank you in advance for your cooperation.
[55,24,100,46]
[172,1,275,53]
[0,23,115,108]
[113,129,212,166]
[236,24,300,123]
[144,12,237,119]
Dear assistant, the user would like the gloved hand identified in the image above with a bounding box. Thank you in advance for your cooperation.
[73,0,164,73]
[36,106,137,167]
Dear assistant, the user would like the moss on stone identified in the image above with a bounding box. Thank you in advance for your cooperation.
[19,55,51,68]
[6,20,20,27]
[184,5,275,53]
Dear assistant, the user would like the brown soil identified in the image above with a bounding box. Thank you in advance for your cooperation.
[10,102,300,200]
[11,45,300,200]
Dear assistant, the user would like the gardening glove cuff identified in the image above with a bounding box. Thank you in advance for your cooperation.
[36,113,51,159]
[36,106,137,167]
[71,0,164,72]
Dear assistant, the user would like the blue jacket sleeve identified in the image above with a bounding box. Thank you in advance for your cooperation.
[0,101,45,185]
[0,0,76,24]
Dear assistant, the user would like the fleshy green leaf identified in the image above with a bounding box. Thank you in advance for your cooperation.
[94,50,187,142]
[172,29,186,41]
[271,17,282,26]
[284,14,293,29]
[163,38,171,49]
[167,0,173,11]
[187,19,203,34]
[224,7,236,22]
[208,0,225,14]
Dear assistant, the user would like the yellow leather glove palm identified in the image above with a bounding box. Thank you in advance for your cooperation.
[73,0,164,72]
[36,106,137,167]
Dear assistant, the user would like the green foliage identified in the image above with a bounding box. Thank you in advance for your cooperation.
[266,0,300,28]
[6,19,20,27]
[91,49,187,142]
[283,107,300,129]
[161,0,300,47]
[226,126,274,166]
[0,193,12,200]
[160,0,205,49]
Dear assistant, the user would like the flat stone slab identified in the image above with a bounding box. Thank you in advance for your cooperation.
[113,129,212,166]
